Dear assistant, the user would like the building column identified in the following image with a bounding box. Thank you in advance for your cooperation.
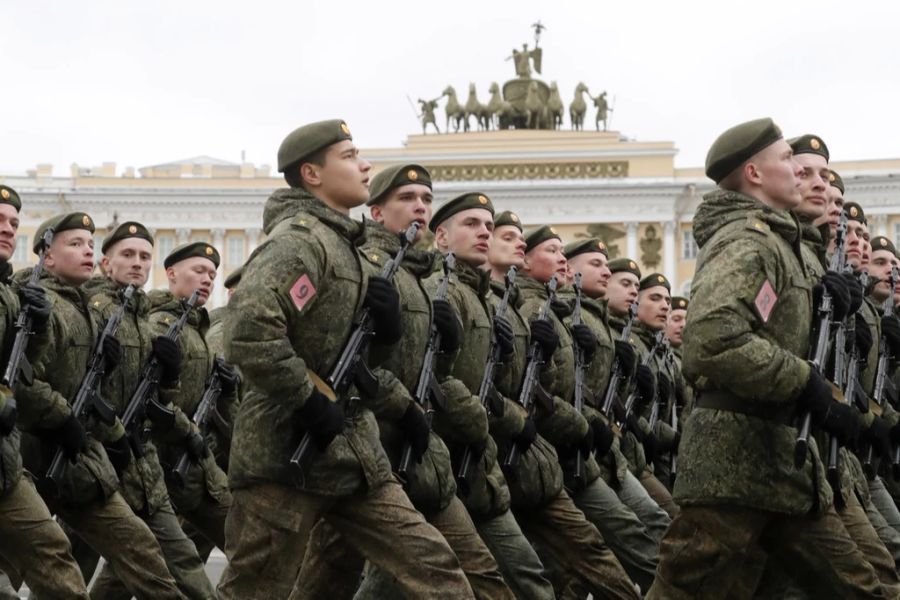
[176,227,191,245]
[874,214,889,237]
[146,227,157,292]
[211,228,226,308]
[625,222,639,261]
[663,220,677,290]
[247,227,261,254]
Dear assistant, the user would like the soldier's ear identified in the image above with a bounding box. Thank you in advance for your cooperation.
[369,204,383,222]
[300,163,322,189]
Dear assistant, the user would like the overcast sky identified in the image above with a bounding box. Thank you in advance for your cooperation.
[2,0,899,176]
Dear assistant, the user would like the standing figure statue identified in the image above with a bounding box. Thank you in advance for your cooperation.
[593,91,613,132]
[507,43,542,79]
[569,82,590,131]
[547,82,564,130]
[418,98,440,134]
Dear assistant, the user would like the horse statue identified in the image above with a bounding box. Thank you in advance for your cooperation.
[442,85,466,133]
[569,81,590,131]
[487,82,515,129]
[464,83,486,132]
[547,82,564,129]
[524,81,548,129]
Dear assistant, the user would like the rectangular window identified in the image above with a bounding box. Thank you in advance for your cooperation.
[894,223,900,250]
[157,234,174,265]
[227,235,245,267]
[12,235,28,265]
[681,229,698,260]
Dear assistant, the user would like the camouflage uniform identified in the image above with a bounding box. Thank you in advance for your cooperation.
[646,189,885,599]
[14,268,183,599]
[218,188,469,600]
[0,267,89,599]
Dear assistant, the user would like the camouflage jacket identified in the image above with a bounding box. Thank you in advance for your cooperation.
[426,257,507,519]
[0,267,27,496]
[16,269,123,505]
[224,188,392,496]
[84,276,182,515]
[149,289,232,510]
[676,189,832,516]
[361,222,456,515]
[609,313,649,476]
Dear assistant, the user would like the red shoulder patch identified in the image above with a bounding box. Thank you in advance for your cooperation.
[290,274,316,311]
[754,279,777,323]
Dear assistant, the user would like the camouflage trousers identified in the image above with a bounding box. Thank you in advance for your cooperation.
[474,508,555,600]
[0,476,89,598]
[839,492,900,597]
[614,468,671,545]
[870,476,900,538]
[217,480,472,600]
[517,489,641,600]
[646,503,888,600]
[639,466,679,518]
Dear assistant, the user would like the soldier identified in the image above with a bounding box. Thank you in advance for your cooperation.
[647,118,886,598]
[299,164,513,599]
[0,186,90,599]
[219,120,470,599]
[665,297,692,415]
[427,193,555,599]
[15,212,183,599]
[147,242,237,565]
[817,170,845,242]
[76,222,216,599]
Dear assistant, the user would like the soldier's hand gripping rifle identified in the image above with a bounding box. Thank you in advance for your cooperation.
[0,227,54,437]
[866,267,898,478]
[571,273,590,484]
[171,356,235,488]
[502,275,558,471]
[456,266,517,494]
[795,212,848,469]
[648,338,673,432]
[620,331,665,434]
[290,222,419,481]
[600,300,638,422]
[396,252,455,484]
[120,290,200,457]
[47,284,135,490]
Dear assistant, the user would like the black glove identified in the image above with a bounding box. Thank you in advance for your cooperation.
[843,272,864,315]
[529,319,558,361]
[399,403,430,463]
[17,283,51,334]
[659,431,682,454]
[364,276,402,345]
[890,422,900,446]
[657,373,672,401]
[613,340,636,375]
[674,378,686,407]
[184,431,208,461]
[797,368,835,424]
[104,435,132,475]
[295,388,345,451]
[101,335,123,372]
[625,414,645,442]
[578,429,595,456]
[512,417,537,454]
[798,369,861,446]
[865,416,893,458]
[152,336,182,386]
[817,271,850,321]
[881,316,900,357]
[572,324,597,361]
[432,299,461,354]
[635,364,655,401]
[853,321,874,361]
[492,316,515,360]
[214,357,239,396]
[642,432,659,462]
[0,397,16,436]
[56,414,87,459]
[592,420,615,459]
[821,403,862,448]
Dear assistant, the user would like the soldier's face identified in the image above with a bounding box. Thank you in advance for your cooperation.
[820,186,844,235]
[568,252,611,299]
[861,225,871,269]
[637,285,671,330]
[750,140,802,210]
[606,272,639,316]
[435,209,493,266]
[45,229,95,285]
[102,238,153,288]
[665,308,686,347]
[523,238,567,283]
[304,141,371,211]
[488,225,526,269]
[869,249,898,302]
[0,204,19,262]
[371,184,433,241]
[845,219,866,270]
[794,154,830,220]
[167,257,217,306]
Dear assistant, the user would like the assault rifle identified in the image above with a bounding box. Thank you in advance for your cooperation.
[620,331,665,434]
[600,301,638,422]
[571,273,589,484]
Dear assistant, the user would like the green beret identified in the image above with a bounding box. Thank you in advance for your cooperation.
[671,296,689,311]
[101,221,154,254]
[0,185,21,211]
[224,266,243,289]
[829,170,845,194]
[705,117,782,183]
[525,225,562,253]
[494,210,523,232]
[640,273,671,292]
[366,164,432,206]
[844,202,866,225]
[429,192,494,232]
[788,134,829,162]
[871,236,898,258]
[33,212,95,254]
[164,242,220,269]
[609,258,641,279]
[277,119,353,173]
[563,237,608,259]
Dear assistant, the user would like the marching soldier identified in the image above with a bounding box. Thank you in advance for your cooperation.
[219,120,469,599]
